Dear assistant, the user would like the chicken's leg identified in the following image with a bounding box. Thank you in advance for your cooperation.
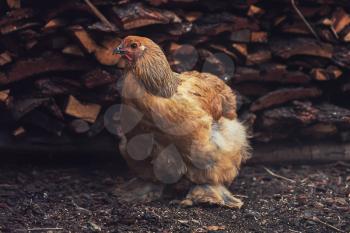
[114,178,164,203]
[179,184,243,209]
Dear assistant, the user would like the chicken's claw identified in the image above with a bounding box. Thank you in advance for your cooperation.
[179,184,243,209]
[114,178,164,203]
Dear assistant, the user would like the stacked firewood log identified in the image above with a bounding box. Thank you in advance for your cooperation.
[1,0,350,152]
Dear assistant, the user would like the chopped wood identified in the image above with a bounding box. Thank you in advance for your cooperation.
[169,43,198,73]
[250,141,350,164]
[261,101,350,129]
[44,99,64,120]
[94,37,122,66]
[332,45,350,68]
[311,66,342,81]
[261,101,318,128]
[296,5,329,18]
[70,119,90,134]
[232,15,260,31]
[282,71,311,84]
[260,63,285,81]
[193,22,232,36]
[257,63,311,84]
[0,52,12,66]
[52,37,68,50]
[169,42,181,51]
[12,126,26,137]
[11,97,50,120]
[1,19,39,35]
[270,38,333,59]
[62,45,85,57]
[291,0,320,41]
[0,0,350,160]
[343,30,350,42]
[232,43,248,57]
[246,49,271,65]
[316,103,350,126]
[82,69,119,89]
[23,110,65,136]
[44,2,91,20]
[34,78,80,97]
[65,95,101,123]
[322,18,339,39]
[88,22,119,33]
[230,29,251,43]
[167,22,192,36]
[247,5,265,17]
[70,26,98,54]
[234,67,259,83]
[235,67,310,84]
[250,31,268,43]
[88,115,105,137]
[112,2,181,30]
[199,49,234,81]
[280,21,310,35]
[43,18,66,31]
[6,0,20,9]
[274,15,287,26]
[184,12,202,22]
[331,8,350,33]
[147,0,168,7]
[209,44,237,59]
[250,87,322,112]
[89,83,119,103]
[70,27,121,65]
[235,83,271,97]
[0,53,91,85]
[322,18,333,27]
[0,8,34,27]
[83,0,116,32]
[301,123,338,139]
[0,90,10,105]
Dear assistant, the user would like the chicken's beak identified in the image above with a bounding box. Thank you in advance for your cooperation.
[113,46,126,55]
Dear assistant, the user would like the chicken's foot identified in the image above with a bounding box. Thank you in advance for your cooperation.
[179,184,243,209]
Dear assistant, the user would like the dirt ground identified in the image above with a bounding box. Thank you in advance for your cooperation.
[0,158,349,233]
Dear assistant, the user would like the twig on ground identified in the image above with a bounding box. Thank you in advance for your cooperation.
[263,167,296,183]
[27,227,63,231]
[289,229,302,233]
[291,0,320,41]
[84,0,116,31]
[233,194,249,198]
[71,199,92,214]
[311,216,345,233]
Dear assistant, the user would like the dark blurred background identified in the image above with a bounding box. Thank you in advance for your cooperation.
[1,0,350,163]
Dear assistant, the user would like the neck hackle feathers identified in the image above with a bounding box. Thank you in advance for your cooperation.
[124,36,180,98]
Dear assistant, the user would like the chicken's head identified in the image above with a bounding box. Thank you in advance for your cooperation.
[113,36,177,97]
[113,36,151,65]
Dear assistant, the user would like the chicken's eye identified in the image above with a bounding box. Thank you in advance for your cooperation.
[130,43,138,49]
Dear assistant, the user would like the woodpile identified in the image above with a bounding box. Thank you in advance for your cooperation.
[1,0,350,156]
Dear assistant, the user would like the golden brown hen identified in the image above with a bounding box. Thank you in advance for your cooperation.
[114,36,250,208]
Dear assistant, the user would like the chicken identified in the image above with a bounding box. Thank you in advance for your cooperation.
[113,36,250,208]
